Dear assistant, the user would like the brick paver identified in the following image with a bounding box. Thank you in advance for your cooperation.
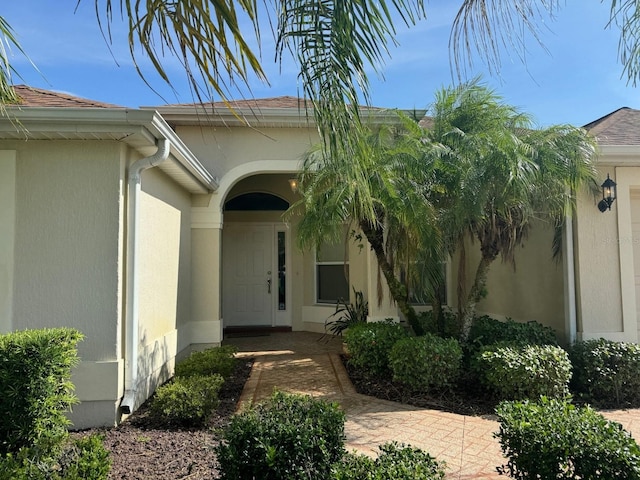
[226,332,640,480]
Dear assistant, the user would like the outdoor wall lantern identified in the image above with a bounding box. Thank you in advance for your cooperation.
[288,178,299,193]
[597,173,617,212]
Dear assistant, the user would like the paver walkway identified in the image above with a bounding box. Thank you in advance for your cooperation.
[225,332,640,480]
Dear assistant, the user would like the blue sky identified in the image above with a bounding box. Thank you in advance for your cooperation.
[3,1,639,127]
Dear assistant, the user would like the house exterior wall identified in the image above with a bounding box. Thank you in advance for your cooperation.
[2,140,126,427]
[452,220,566,340]
[575,164,639,343]
[133,166,194,404]
[0,150,16,333]
[180,125,322,337]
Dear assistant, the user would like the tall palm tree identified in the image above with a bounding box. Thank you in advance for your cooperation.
[292,116,441,335]
[424,80,598,340]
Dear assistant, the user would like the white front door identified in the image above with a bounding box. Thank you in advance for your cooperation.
[223,224,275,327]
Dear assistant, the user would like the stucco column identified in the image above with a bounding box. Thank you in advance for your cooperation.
[188,203,224,348]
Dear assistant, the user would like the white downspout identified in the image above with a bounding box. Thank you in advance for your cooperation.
[120,138,170,414]
[563,213,578,346]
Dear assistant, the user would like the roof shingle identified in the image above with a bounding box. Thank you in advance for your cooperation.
[583,107,640,146]
[9,85,123,108]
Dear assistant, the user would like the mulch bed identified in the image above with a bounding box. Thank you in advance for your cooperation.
[75,353,502,479]
[342,354,499,417]
[73,358,254,480]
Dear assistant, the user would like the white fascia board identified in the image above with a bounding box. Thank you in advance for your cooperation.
[149,105,426,128]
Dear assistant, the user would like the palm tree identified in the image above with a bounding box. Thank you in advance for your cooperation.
[423,80,598,340]
[292,116,441,335]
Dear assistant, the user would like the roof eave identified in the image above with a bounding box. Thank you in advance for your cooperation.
[0,107,218,193]
[148,105,426,128]
[596,144,640,165]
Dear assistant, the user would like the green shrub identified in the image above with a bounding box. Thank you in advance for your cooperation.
[174,345,237,379]
[496,398,640,479]
[476,343,571,400]
[467,315,557,351]
[343,321,409,376]
[0,434,110,480]
[216,390,346,480]
[57,434,111,480]
[150,374,224,426]
[570,338,640,407]
[332,443,445,480]
[0,328,83,455]
[389,334,462,391]
[416,309,459,339]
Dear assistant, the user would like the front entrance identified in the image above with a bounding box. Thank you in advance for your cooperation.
[222,223,290,328]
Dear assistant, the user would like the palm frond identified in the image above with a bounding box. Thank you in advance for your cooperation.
[276,0,426,155]
[450,0,562,78]
[97,0,266,104]
[610,0,640,86]
[0,16,23,105]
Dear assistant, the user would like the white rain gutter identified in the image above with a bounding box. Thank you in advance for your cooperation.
[120,138,171,414]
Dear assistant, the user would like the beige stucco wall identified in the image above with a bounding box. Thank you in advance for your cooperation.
[133,167,195,401]
[575,165,640,343]
[176,126,319,181]
[452,219,566,339]
[0,150,16,333]
[2,140,126,427]
[10,140,125,359]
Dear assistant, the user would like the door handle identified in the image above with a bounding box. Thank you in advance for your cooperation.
[267,277,272,293]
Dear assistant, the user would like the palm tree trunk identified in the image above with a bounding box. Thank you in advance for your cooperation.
[359,220,424,336]
[459,252,496,342]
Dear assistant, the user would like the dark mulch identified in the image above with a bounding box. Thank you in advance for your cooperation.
[342,354,499,417]
[74,358,254,480]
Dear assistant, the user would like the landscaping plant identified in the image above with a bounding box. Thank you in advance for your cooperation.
[467,316,557,352]
[150,374,224,427]
[216,390,346,480]
[476,343,571,400]
[389,334,463,391]
[570,338,640,407]
[325,288,369,337]
[332,442,445,479]
[0,328,111,479]
[0,328,83,456]
[343,320,409,376]
[496,397,640,479]
[174,344,237,379]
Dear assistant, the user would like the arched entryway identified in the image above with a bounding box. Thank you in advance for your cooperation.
[221,174,296,333]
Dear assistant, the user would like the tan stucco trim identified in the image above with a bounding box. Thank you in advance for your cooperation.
[72,360,124,402]
[615,167,640,342]
[0,150,16,332]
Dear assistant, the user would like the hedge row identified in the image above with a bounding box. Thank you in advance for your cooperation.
[345,317,640,406]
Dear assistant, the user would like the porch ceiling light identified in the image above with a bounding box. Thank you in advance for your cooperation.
[288,178,299,193]
[598,173,617,213]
